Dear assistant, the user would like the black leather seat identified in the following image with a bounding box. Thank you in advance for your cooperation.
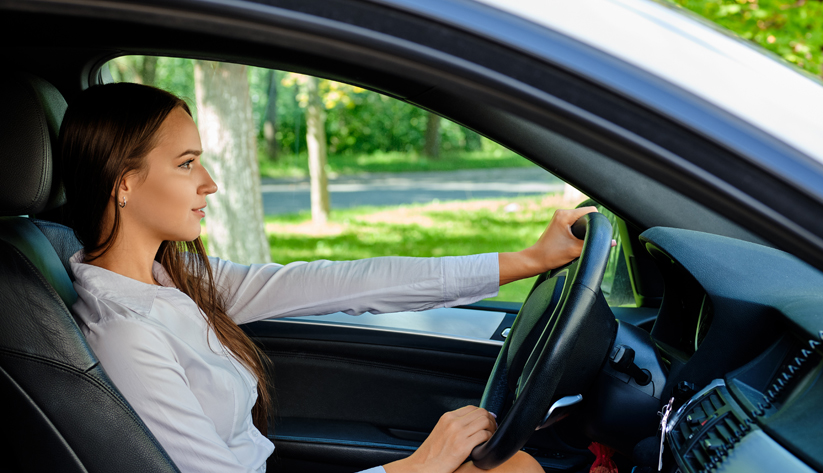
[0,73,179,473]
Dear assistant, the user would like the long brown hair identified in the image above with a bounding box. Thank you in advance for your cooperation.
[58,82,272,435]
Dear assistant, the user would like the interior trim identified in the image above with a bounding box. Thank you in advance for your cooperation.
[248,318,503,358]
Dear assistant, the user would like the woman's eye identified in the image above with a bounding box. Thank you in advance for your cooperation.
[179,159,194,170]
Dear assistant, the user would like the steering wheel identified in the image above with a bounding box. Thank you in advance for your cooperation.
[471,212,617,469]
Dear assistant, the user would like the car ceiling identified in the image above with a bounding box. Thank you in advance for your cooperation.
[0,0,773,248]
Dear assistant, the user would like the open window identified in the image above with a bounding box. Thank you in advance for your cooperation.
[104,56,644,341]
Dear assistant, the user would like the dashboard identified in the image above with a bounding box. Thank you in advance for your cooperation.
[639,227,823,472]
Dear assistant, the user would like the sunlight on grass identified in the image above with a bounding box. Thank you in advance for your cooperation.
[265,194,571,302]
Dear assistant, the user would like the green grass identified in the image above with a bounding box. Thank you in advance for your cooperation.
[264,194,566,302]
[258,149,537,179]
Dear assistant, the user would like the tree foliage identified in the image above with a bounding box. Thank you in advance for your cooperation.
[107,57,517,170]
[671,0,823,77]
[271,72,473,158]
[108,0,823,169]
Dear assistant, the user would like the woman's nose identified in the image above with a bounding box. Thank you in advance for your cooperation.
[200,166,218,195]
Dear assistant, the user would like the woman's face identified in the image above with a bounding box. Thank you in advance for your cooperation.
[120,106,217,245]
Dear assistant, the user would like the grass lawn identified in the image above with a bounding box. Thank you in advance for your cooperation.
[258,149,537,179]
[264,193,573,302]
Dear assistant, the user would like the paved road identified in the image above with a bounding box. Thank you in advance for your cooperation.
[261,167,564,215]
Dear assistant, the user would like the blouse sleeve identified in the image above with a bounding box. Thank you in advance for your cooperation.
[210,254,500,325]
[85,317,260,473]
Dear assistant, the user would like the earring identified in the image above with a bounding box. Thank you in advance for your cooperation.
[119,196,127,208]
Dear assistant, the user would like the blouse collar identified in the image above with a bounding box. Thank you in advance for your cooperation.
[70,250,176,317]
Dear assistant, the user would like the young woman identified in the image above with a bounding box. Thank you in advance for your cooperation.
[59,82,595,473]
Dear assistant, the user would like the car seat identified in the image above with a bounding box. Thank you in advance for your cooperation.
[0,72,180,473]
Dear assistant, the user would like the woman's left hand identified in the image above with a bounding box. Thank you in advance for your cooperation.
[498,206,600,285]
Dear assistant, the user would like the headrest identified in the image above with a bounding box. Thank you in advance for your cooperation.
[0,72,67,216]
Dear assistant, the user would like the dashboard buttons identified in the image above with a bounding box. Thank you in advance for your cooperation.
[686,414,705,426]
[675,381,697,402]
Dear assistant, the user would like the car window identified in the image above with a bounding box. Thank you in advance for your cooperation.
[600,209,637,307]
[103,56,625,338]
[574,199,637,308]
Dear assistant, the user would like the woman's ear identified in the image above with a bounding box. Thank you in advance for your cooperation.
[114,171,136,199]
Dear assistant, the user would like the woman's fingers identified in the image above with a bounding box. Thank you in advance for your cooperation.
[499,206,603,285]
[464,411,494,433]
[384,406,500,473]
[457,406,497,433]
[438,406,497,451]
[531,207,599,270]
[466,428,494,446]
[557,206,598,228]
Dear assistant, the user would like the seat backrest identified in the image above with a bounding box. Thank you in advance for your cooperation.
[0,72,179,473]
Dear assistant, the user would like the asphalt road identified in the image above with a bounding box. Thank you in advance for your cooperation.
[261,167,564,215]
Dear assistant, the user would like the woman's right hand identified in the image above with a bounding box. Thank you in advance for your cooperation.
[384,405,497,473]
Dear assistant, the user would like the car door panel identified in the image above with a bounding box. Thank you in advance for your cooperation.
[247,318,497,471]
[244,307,652,472]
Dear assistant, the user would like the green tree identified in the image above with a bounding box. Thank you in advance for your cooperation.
[152,57,197,117]
[265,70,485,159]
[463,128,482,152]
[282,73,350,223]
[672,0,823,77]
[109,56,197,119]
[304,76,331,224]
[110,56,515,178]
[261,70,279,160]
[423,112,441,159]
[108,56,157,85]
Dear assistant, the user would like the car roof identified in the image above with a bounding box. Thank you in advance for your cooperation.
[477,0,823,165]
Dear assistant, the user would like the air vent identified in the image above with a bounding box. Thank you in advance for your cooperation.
[668,383,751,472]
[761,336,823,412]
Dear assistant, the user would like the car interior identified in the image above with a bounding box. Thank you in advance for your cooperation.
[2,1,822,473]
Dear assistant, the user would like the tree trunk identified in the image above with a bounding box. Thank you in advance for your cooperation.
[304,76,331,224]
[262,70,278,160]
[194,60,271,264]
[139,56,158,86]
[424,112,441,158]
[462,127,482,151]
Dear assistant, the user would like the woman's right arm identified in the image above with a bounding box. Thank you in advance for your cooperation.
[383,406,497,473]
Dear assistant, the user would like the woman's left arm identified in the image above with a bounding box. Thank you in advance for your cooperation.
[498,206,597,285]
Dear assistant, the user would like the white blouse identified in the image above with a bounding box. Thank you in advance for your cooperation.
[70,252,499,473]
